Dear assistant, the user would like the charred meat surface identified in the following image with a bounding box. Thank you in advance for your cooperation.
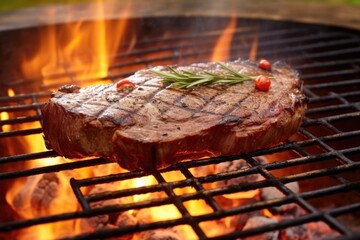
[41,59,307,170]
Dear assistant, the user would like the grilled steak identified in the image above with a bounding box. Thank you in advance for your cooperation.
[41,59,307,170]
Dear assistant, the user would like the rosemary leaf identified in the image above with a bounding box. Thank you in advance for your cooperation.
[151,62,258,89]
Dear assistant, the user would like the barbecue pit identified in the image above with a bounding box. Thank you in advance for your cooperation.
[1,1,360,239]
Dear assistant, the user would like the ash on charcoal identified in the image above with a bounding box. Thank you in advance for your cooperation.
[191,164,215,177]
[136,209,152,224]
[30,173,59,216]
[214,159,261,188]
[307,221,340,239]
[242,216,279,240]
[116,211,138,227]
[230,209,262,230]
[79,183,136,233]
[260,181,301,215]
[12,173,63,217]
[95,224,134,240]
[277,213,340,239]
[136,209,182,240]
[85,214,110,231]
[279,223,310,240]
[138,228,181,240]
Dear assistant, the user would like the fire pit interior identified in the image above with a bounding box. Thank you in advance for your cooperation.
[1,8,360,240]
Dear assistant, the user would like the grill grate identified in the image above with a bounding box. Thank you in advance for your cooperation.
[1,17,360,239]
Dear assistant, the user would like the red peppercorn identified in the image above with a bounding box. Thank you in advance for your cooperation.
[116,79,135,91]
[259,59,271,71]
[255,75,271,91]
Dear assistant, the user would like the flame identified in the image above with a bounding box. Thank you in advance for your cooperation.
[224,189,259,199]
[0,89,15,132]
[211,16,259,62]
[211,17,236,62]
[149,204,181,221]
[8,88,15,97]
[263,208,275,218]
[21,0,132,89]
[133,175,156,202]
[248,33,258,61]
[0,112,10,132]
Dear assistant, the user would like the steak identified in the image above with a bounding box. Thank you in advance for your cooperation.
[41,59,307,171]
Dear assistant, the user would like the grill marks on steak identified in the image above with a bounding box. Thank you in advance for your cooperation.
[41,59,307,170]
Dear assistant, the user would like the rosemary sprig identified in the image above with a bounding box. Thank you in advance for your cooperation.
[151,62,257,89]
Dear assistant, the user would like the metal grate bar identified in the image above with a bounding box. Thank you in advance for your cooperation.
[307,90,360,104]
[153,171,208,239]
[295,57,360,71]
[305,79,360,90]
[0,92,51,102]
[69,162,360,204]
[253,161,355,236]
[179,165,222,212]
[0,150,57,165]
[0,157,112,180]
[0,115,41,125]
[291,44,360,62]
[0,127,43,138]
[70,178,91,211]
[298,128,355,165]
[0,103,44,112]
[210,202,360,240]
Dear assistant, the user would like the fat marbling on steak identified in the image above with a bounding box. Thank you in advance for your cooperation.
[41,59,307,170]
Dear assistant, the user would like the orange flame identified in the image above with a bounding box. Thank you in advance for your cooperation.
[211,17,236,62]
[263,208,275,218]
[0,89,14,132]
[21,0,132,88]
[211,16,259,62]
[0,111,10,132]
[224,189,259,200]
[249,33,259,61]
